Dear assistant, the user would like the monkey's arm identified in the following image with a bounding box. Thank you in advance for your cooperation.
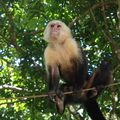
[47,65,65,114]
[47,65,60,92]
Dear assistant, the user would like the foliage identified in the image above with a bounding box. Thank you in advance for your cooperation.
[0,0,120,119]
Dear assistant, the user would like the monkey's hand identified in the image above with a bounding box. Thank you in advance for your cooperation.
[48,91,56,103]
[89,89,98,98]
[73,84,83,97]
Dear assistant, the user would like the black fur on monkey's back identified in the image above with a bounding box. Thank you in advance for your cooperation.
[59,50,88,89]
[92,60,112,87]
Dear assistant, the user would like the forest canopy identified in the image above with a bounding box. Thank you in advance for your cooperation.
[0,0,120,120]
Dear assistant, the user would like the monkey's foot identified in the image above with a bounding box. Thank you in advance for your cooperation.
[55,92,65,115]
[89,89,98,98]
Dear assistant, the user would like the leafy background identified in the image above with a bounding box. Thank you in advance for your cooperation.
[0,0,120,120]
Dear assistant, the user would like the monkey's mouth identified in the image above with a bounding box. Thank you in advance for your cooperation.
[52,31,58,34]
[51,32,59,38]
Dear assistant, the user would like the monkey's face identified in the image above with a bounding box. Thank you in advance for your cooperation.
[49,23,62,39]
[43,20,72,44]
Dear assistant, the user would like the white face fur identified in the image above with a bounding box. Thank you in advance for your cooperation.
[43,20,72,44]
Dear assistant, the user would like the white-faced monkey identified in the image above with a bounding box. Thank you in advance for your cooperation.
[43,20,88,113]
[43,20,112,120]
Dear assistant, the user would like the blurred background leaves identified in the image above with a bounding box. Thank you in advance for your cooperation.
[0,0,120,119]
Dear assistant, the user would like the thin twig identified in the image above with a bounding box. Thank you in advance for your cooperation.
[0,82,120,101]
[0,84,29,92]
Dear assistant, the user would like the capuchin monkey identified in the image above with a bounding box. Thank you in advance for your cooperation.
[57,60,112,120]
[43,20,88,111]
[43,20,112,119]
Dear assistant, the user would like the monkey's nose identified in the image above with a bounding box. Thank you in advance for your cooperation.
[53,27,58,32]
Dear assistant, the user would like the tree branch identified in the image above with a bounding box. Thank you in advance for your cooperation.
[68,106,83,120]
[112,64,120,74]
[117,0,120,29]
[100,0,120,62]
[0,84,29,92]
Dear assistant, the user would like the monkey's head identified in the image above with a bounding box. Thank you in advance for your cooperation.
[43,20,72,44]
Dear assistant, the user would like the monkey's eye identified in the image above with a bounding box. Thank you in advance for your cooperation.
[57,25,61,28]
[51,24,54,28]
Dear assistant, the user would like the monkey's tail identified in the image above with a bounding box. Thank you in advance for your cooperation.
[84,99,106,120]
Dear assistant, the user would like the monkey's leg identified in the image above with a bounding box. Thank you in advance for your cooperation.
[47,65,60,102]
[55,90,65,114]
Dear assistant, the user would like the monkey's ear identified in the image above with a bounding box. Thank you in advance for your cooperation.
[43,27,50,42]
